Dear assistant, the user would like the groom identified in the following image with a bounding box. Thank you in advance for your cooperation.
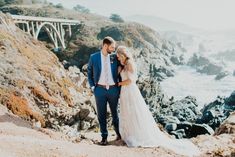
[88,36,121,145]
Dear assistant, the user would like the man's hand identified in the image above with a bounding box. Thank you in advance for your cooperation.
[91,86,95,92]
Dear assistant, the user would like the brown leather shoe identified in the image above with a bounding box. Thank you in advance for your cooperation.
[98,138,108,146]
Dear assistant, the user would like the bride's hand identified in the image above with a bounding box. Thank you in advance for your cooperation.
[118,79,131,86]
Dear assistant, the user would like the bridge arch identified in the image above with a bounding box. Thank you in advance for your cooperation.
[35,22,65,49]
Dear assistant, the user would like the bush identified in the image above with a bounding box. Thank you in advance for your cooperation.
[55,3,63,9]
[73,4,90,13]
[32,0,41,4]
[5,0,17,4]
[109,14,124,23]
[0,0,5,7]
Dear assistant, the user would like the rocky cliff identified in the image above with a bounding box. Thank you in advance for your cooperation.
[0,13,97,136]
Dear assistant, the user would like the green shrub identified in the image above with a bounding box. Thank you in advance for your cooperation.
[5,0,17,4]
[0,0,5,7]
[55,3,63,9]
[109,14,124,23]
[73,4,90,13]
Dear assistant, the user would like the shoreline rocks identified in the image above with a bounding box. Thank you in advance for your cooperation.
[187,53,224,76]
[139,75,234,138]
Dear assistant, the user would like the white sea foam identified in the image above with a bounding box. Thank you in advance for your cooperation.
[161,65,235,109]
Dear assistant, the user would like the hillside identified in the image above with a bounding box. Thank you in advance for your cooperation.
[0,12,97,134]
[1,4,185,80]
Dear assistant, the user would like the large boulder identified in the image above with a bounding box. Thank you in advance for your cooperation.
[187,54,223,75]
[214,111,235,135]
[197,91,235,130]
[165,123,177,132]
[215,71,229,80]
[170,55,184,65]
[189,123,214,137]
[158,116,180,126]
[158,96,201,123]
[150,64,175,81]
[188,54,210,67]
[171,122,214,138]
[176,121,193,137]
[225,91,235,106]
[170,129,186,139]
[197,63,223,75]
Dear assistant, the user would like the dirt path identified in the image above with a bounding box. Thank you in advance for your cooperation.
[1,105,234,157]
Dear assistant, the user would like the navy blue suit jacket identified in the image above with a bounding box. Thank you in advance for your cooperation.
[88,51,119,88]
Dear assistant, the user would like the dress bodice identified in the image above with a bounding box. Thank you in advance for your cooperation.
[120,69,137,83]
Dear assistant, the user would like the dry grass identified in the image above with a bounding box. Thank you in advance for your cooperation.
[0,89,45,127]
[215,112,235,135]
[30,86,58,105]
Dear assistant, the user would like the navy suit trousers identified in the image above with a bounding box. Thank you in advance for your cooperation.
[94,86,120,138]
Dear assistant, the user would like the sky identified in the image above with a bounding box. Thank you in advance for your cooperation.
[47,0,235,31]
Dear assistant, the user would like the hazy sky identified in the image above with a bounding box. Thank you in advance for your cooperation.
[47,0,235,30]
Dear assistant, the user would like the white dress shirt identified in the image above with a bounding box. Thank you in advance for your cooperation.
[98,51,115,86]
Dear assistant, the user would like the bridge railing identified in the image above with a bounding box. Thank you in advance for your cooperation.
[10,14,80,49]
[11,14,80,24]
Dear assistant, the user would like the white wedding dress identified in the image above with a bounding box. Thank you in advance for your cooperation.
[119,69,201,157]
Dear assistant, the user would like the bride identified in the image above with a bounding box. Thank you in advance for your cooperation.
[116,46,200,157]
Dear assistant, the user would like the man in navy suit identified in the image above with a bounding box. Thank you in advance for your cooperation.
[88,36,121,145]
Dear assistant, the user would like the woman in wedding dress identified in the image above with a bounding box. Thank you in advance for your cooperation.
[116,46,201,157]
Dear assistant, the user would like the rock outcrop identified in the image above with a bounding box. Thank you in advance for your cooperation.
[139,75,235,138]
[197,91,235,130]
[215,71,229,80]
[214,111,235,135]
[0,13,97,136]
[187,53,224,76]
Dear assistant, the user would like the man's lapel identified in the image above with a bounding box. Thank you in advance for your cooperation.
[97,52,102,78]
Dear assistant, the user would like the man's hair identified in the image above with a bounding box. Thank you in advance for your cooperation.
[103,36,115,46]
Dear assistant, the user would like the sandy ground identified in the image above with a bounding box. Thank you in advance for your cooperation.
[1,105,234,157]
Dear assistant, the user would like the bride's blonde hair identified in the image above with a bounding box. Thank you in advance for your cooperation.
[116,46,133,60]
[116,46,136,72]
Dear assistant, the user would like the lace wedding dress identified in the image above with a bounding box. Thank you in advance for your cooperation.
[119,69,200,157]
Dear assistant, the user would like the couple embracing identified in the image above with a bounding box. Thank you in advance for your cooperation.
[88,36,200,156]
